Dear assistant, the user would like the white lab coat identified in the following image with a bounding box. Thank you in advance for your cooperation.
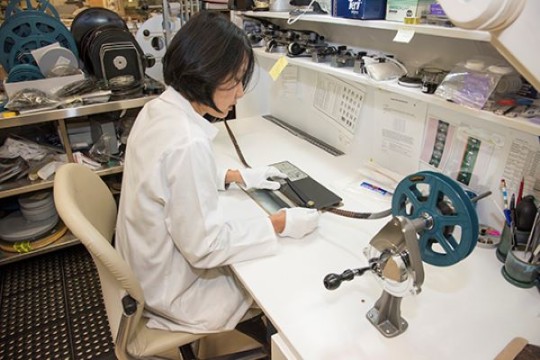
[115,87,278,333]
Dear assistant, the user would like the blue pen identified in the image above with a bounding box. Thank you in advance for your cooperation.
[500,179,511,225]
[500,179,509,208]
[360,181,392,196]
[503,209,512,226]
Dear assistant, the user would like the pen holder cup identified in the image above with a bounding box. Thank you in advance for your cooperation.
[496,223,530,263]
[501,250,540,288]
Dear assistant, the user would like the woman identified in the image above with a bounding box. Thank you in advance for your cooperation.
[115,11,319,334]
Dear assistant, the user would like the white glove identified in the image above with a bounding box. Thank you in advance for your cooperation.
[239,166,287,190]
[278,208,319,239]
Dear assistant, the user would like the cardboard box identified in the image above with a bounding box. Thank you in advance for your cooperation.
[3,71,85,98]
[385,0,434,22]
[332,0,387,20]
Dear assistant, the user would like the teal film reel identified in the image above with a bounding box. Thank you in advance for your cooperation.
[7,64,45,82]
[392,171,479,266]
[5,0,60,20]
[0,11,78,72]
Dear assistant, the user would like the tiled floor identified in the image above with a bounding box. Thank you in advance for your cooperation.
[0,245,116,359]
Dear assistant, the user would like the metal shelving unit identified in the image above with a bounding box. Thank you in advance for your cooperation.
[0,95,156,266]
[0,96,155,129]
[0,165,124,199]
[0,232,78,266]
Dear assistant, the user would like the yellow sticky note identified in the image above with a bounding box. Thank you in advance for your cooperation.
[269,56,288,81]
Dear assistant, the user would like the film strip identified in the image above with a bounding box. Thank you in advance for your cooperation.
[457,136,481,185]
[428,120,450,168]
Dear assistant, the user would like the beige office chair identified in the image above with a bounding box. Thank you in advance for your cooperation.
[54,163,270,360]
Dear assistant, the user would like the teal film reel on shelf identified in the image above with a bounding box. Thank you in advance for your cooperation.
[0,10,78,72]
[5,0,60,20]
[391,171,479,267]
[7,64,45,82]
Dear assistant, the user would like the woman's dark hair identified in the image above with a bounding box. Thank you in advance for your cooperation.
[162,11,254,113]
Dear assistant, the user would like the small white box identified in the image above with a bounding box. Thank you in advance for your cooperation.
[3,71,85,98]
[386,0,434,22]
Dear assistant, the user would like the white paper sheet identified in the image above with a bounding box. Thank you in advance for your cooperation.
[370,90,427,176]
[313,73,366,138]
[502,136,540,200]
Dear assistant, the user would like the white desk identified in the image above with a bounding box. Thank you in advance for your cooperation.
[213,116,540,360]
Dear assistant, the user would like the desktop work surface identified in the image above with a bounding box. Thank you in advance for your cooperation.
[212,116,540,360]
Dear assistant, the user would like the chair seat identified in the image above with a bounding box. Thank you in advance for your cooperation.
[129,317,204,357]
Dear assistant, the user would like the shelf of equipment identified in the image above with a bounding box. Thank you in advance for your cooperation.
[0,95,156,266]
[0,165,124,199]
[0,96,156,129]
[254,48,540,136]
[239,11,491,42]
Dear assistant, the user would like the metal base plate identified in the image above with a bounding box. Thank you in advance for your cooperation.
[365,290,409,338]
[366,307,408,338]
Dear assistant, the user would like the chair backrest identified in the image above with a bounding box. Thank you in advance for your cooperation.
[53,163,145,342]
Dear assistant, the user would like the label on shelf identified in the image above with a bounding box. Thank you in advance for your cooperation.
[269,56,289,81]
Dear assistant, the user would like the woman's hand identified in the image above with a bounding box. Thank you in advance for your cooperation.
[232,166,288,190]
[270,208,320,239]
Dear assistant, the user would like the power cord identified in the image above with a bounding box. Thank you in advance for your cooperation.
[287,0,325,25]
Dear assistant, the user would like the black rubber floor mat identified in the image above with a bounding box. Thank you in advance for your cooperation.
[0,245,116,359]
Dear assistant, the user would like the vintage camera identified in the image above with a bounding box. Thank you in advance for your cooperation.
[286,30,327,57]
[330,46,355,68]
[311,46,346,63]
[243,19,265,47]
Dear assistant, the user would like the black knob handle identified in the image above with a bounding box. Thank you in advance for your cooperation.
[323,273,342,290]
[144,54,156,68]
[324,268,368,290]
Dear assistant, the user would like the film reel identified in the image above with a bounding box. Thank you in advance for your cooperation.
[80,26,144,80]
[135,15,182,83]
[391,171,479,266]
[37,46,79,77]
[0,11,78,72]
[71,7,128,47]
[325,171,481,338]
[7,63,45,82]
[5,0,60,20]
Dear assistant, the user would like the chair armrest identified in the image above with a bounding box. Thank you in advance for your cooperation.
[115,294,138,360]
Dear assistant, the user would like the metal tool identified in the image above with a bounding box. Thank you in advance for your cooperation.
[324,171,484,337]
